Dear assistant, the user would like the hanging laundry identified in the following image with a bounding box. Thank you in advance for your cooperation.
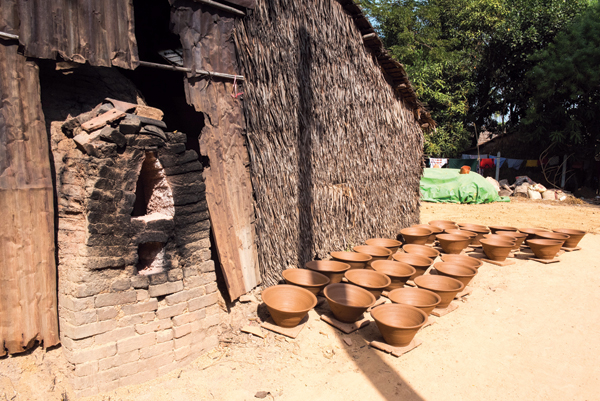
[480,158,495,169]
[489,156,507,168]
[462,154,479,159]
[506,159,523,170]
[429,158,448,168]
[525,160,538,167]
[548,156,560,166]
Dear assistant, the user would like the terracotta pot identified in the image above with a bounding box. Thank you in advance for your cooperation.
[537,232,569,247]
[353,245,392,265]
[439,254,483,269]
[428,220,456,228]
[402,244,440,260]
[388,287,441,315]
[496,231,527,250]
[480,238,515,261]
[489,225,518,234]
[526,239,563,260]
[400,227,433,245]
[370,303,427,347]
[391,253,434,280]
[552,228,586,248]
[261,285,317,328]
[483,233,516,242]
[518,228,549,240]
[413,224,443,244]
[432,262,478,287]
[436,234,472,254]
[370,260,416,290]
[323,283,376,323]
[305,260,351,283]
[457,224,490,245]
[344,269,391,299]
[282,269,330,295]
[414,275,464,309]
[445,229,476,245]
[437,223,460,231]
[330,251,372,270]
[365,238,403,254]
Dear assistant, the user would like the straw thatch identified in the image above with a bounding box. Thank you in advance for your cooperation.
[234,0,425,286]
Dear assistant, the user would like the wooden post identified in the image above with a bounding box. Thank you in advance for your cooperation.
[495,152,501,181]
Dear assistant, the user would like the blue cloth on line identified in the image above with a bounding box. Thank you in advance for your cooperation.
[506,159,523,170]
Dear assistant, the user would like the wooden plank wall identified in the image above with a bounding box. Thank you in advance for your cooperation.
[0,43,59,355]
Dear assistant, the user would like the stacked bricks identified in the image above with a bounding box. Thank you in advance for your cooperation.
[51,101,222,397]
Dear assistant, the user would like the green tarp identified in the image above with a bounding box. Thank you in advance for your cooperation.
[420,168,509,204]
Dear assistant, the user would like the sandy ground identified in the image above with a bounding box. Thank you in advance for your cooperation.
[2,198,600,401]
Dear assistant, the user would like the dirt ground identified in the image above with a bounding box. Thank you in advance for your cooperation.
[2,197,600,401]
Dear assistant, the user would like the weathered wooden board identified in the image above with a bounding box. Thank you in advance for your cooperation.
[0,44,59,355]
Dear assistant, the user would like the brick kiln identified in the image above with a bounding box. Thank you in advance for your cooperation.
[52,100,221,395]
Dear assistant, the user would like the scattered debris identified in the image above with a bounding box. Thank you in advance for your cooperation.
[239,294,256,303]
[255,391,270,399]
[343,337,353,346]
[241,326,266,339]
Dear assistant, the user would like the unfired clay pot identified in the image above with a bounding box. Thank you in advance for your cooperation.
[445,229,476,245]
[282,269,330,295]
[330,251,372,270]
[370,260,416,290]
[537,232,569,247]
[344,269,391,299]
[518,228,549,240]
[366,238,403,254]
[489,225,518,234]
[457,224,490,245]
[413,224,443,244]
[480,238,515,261]
[353,245,392,265]
[496,231,527,250]
[261,284,317,327]
[305,260,351,283]
[526,239,563,259]
[323,283,376,323]
[414,275,464,309]
[436,234,471,254]
[432,262,478,287]
[391,253,434,280]
[439,254,483,269]
[388,287,441,315]
[370,303,428,347]
[402,244,440,260]
[428,220,456,228]
[400,227,433,245]
[552,228,586,248]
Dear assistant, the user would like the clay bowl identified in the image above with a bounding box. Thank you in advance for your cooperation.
[391,253,434,280]
[445,229,476,245]
[370,303,428,347]
[432,262,478,287]
[370,260,416,290]
[330,251,372,270]
[518,228,549,240]
[414,275,464,309]
[402,244,440,260]
[437,223,460,231]
[552,228,586,248]
[457,224,490,245]
[282,269,330,295]
[480,238,515,261]
[366,238,403,254]
[536,232,569,247]
[344,269,391,299]
[439,254,483,270]
[388,287,441,315]
[414,224,443,244]
[496,231,528,250]
[526,239,564,260]
[428,220,456,228]
[436,234,472,254]
[400,227,433,245]
[261,285,317,328]
[353,245,392,265]
[305,260,351,284]
[323,283,376,323]
[489,225,518,234]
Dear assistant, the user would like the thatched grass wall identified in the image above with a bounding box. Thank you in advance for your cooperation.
[234,0,424,286]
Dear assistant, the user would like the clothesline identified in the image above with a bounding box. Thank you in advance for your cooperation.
[426,155,560,171]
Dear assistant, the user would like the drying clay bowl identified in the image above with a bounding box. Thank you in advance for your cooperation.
[282,269,330,295]
[261,285,317,328]
[436,234,472,254]
[526,239,564,260]
[433,262,478,287]
[330,251,372,270]
[480,238,515,261]
[402,244,440,260]
[400,227,433,245]
[489,225,518,234]
[388,287,441,315]
[536,232,569,247]
[371,260,416,290]
[353,245,392,265]
[457,224,490,245]
[439,254,483,269]
[552,228,586,248]
[305,260,351,284]
[496,231,528,250]
[414,224,443,244]
[344,269,391,299]
[445,229,476,245]
[366,238,403,254]
[428,220,456,228]
[414,275,464,309]
[370,303,428,347]
[518,228,549,240]
[323,283,376,323]
[392,253,434,280]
